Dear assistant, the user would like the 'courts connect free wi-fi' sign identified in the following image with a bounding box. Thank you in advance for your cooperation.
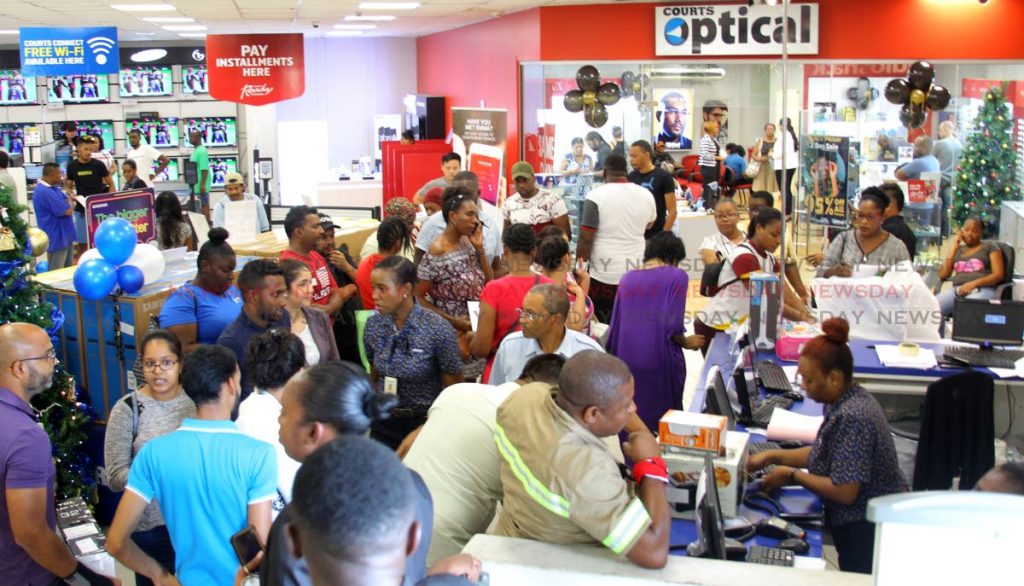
[19,27,120,77]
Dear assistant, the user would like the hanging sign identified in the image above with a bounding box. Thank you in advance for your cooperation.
[85,188,155,247]
[656,4,818,57]
[206,33,305,106]
[802,135,850,227]
[19,27,120,76]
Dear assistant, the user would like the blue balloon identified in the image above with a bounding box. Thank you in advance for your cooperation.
[94,218,137,266]
[36,260,49,273]
[117,264,145,294]
[73,258,118,301]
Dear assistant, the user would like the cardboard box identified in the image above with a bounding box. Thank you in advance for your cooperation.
[658,410,727,456]
[662,431,750,518]
[749,272,780,351]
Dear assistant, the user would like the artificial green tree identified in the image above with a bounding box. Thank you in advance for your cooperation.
[952,82,1022,236]
[0,184,94,499]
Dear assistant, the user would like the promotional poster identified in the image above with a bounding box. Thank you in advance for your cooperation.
[652,88,695,149]
[206,33,305,106]
[451,108,508,205]
[85,188,156,247]
[802,135,850,227]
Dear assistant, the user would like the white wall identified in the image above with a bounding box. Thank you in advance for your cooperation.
[274,36,417,188]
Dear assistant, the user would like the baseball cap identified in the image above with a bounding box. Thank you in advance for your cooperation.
[224,172,244,185]
[319,213,340,230]
[423,187,444,207]
[511,161,535,180]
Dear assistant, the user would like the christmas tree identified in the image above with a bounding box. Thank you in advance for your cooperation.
[0,183,95,499]
[952,83,1022,236]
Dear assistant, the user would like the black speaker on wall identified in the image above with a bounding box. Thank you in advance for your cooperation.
[406,95,446,140]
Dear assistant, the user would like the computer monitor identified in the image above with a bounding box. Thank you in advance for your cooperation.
[705,370,736,431]
[952,298,1024,346]
[691,453,727,560]
[24,164,42,181]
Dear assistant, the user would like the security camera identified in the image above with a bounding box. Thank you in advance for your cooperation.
[312,22,320,29]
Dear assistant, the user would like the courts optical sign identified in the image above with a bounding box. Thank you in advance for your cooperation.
[206,33,305,106]
[656,4,818,57]
[19,27,120,76]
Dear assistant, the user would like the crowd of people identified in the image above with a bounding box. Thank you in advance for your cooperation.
[1,135,1016,585]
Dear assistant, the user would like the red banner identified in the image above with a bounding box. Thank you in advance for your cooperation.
[206,33,305,106]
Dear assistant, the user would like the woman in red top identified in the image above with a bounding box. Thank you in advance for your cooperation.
[355,216,413,310]
[470,224,552,381]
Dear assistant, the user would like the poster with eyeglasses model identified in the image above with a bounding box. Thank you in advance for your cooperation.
[701,99,729,145]
[652,88,694,150]
[802,135,850,227]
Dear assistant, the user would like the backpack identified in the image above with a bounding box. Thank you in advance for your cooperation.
[699,242,754,297]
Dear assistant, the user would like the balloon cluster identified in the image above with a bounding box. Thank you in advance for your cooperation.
[563,65,621,128]
[73,218,165,301]
[620,71,650,102]
[884,61,951,130]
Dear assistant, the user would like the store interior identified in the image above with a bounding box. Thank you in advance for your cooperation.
[0,0,1022,585]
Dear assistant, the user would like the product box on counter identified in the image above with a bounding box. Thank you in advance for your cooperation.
[658,410,728,456]
[662,431,750,518]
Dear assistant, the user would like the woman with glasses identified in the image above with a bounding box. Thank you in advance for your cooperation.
[817,188,910,279]
[236,329,307,520]
[103,330,195,586]
[366,256,464,450]
[279,259,340,365]
[699,198,745,267]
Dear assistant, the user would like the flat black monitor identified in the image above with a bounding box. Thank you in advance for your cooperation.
[952,298,1024,346]
[705,370,736,431]
[691,453,727,560]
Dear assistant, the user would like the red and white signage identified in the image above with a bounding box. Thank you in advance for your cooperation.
[206,33,305,106]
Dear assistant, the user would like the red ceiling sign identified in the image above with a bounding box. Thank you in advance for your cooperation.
[206,33,305,106]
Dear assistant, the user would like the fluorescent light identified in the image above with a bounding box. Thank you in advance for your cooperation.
[111,3,177,11]
[326,30,365,37]
[177,33,207,38]
[0,30,19,35]
[142,16,194,22]
[333,24,376,30]
[345,15,396,21]
[162,25,207,31]
[130,48,168,62]
[357,2,420,10]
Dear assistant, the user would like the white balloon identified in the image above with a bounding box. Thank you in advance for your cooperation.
[78,247,103,264]
[122,243,166,285]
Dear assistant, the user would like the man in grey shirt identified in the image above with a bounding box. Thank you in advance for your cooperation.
[414,152,461,204]
[933,121,962,237]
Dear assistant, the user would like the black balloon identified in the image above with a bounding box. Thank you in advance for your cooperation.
[908,60,935,91]
[884,78,910,105]
[576,65,601,93]
[899,104,927,130]
[596,82,621,106]
[926,84,951,110]
[584,103,609,128]
[564,90,584,113]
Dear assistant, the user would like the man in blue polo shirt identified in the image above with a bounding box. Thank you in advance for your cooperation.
[107,344,277,586]
[31,163,77,270]
[1,323,115,585]
[895,135,940,181]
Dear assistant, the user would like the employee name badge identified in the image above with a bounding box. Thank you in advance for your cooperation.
[384,376,399,395]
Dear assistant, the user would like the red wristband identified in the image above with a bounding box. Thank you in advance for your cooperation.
[632,457,669,485]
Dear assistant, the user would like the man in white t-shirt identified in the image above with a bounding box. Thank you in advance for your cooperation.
[125,129,169,186]
[575,153,656,323]
[502,161,571,235]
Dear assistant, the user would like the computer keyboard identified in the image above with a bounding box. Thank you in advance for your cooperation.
[750,396,794,428]
[756,361,794,393]
[943,348,1024,369]
[747,545,795,567]
[748,441,782,476]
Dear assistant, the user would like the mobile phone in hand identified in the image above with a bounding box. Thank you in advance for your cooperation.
[230,525,265,568]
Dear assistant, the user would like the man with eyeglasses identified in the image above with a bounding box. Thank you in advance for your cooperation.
[1,323,115,585]
[655,92,691,150]
[488,284,603,386]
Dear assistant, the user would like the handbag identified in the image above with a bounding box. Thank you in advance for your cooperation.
[744,159,760,179]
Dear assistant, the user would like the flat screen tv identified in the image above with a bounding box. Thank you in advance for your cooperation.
[125,117,180,150]
[181,65,208,95]
[209,156,238,188]
[0,124,28,156]
[153,158,180,182]
[47,74,110,103]
[51,120,116,152]
[183,117,237,147]
[0,70,37,106]
[119,66,173,98]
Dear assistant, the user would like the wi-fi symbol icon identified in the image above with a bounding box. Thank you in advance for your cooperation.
[86,36,116,65]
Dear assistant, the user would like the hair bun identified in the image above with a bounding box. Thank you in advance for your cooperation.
[207,227,229,245]
[363,391,398,423]
[821,318,850,345]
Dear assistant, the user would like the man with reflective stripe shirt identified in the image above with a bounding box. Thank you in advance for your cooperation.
[492,351,670,568]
